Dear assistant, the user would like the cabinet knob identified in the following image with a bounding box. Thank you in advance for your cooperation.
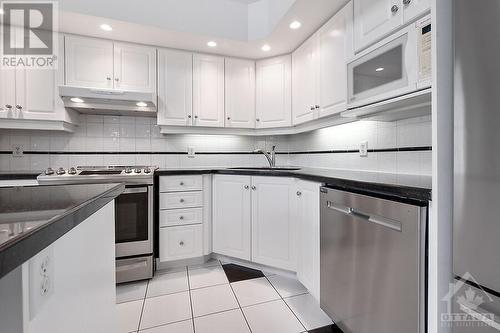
[188,115,192,119]
[5,104,12,109]
[15,105,22,110]
[251,185,256,191]
[115,78,120,82]
[310,106,315,111]
[180,182,184,186]
[256,118,260,122]
[194,115,198,119]
[106,76,111,81]
[179,241,184,246]
[244,185,250,190]
[315,105,320,109]
[403,0,411,4]
[180,198,185,203]
[227,117,231,120]
[179,216,184,220]
[391,4,399,13]
[296,191,302,196]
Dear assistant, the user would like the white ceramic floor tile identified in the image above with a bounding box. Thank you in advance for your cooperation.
[191,284,239,317]
[117,280,148,304]
[155,266,188,274]
[285,294,333,330]
[231,277,280,307]
[267,275,308,298]
[194,309,250,333]
[188,265,229,289]
[188,258,221,270]
[147,270,189,298]
[116,299,143,333]
[243,300,305,333]
[138,319,194,333]
[140,292,192,330]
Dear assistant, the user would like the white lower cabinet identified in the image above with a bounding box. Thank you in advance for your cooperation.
[212,175,252,260]
[295,180,321,302]
[159,225,203,262]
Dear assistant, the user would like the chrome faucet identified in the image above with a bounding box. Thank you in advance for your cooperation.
[254,145,276,168]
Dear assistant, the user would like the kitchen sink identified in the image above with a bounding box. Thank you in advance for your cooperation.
[228,167,301,171]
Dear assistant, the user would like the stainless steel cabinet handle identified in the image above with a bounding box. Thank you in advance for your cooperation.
[123,187,148,194]
[15,105,22,110]
[296,191,302,196]
[403,0,411,4]
[5,104,12,109]
[244,185,250,190]
[251,185,256,190]
[179,241,184,246]
[391,5,399,13]
[180,198,185,203]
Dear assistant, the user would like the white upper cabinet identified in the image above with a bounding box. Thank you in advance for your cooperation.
[251,176,297,271]
[256,55,292,129]
[292,37,318,125]
[65,36,114,89]
[354,0,430,52]
[113,43,156,92]
[225,58,256,129]
[317,2,354,118]
[193,54,225,127]
[212,175,252,260]
[157,49,193,126]
[0,69,16,118]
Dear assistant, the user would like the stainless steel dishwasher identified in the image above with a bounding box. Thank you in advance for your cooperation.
[320,187,427,333]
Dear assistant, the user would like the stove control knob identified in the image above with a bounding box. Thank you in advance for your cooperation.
[44,167,54,175]
[124,167,132,174]
[143,168,151,174]
[56,167,66,175]
[68,167,77,175]
[134,168,142,174]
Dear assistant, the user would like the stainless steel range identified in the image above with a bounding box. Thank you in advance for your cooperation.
[38,165,157,283]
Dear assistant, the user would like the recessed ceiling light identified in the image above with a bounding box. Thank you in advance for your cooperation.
[375,67,385,72]
[100,24,113,32]
[136,102,148,107]
[207,41,217,47]
[289,21,302,30]
[261,44,271,52]
[70,97,84,103]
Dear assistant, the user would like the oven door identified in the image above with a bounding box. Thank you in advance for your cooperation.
[115,185,153,258]
[347,25,418,108]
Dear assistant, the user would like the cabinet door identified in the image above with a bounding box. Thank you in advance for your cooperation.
[65,36,114,88]
[193,54,225,127]
[0,69,16,118]
[354,0,404,52]
[157,49,193,126]
[213,175,252,260]
[225,58,255,129]
[256,55,292,129]
[251,176,297,271]
[296,180,321,302]
[403,0,430,23]
[113,43,156,93]
[317,2,353,118]
[292,37,318,125]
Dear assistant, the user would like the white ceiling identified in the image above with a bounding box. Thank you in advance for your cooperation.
[58,0,349,59]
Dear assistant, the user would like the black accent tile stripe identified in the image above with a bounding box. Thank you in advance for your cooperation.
[222,264,265,283]
[308,324,344,333]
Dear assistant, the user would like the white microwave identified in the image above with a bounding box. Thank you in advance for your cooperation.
[347,16,431,109]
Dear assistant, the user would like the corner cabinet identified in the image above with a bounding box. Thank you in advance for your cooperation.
[193,54,225,127]
[157,49,193,126]
[225,58,256,129]
[256,55,292,129]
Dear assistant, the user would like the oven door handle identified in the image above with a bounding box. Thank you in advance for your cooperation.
[123,187,148,194]
[116,260,148,273]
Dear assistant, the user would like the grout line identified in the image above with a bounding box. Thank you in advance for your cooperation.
[192,306,241,319]
[136,318,193,332]
[264,275,308,332]
[228,281,253,333]
[189,281,229,291]
[136,279,150,332]
[186,266,196,333]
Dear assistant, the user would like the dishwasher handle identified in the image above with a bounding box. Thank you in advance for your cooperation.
[326,201,402,232]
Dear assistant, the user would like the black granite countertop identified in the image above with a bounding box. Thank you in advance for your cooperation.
[0,171,40,181]
[155,167,431,204]
[0,183,124,280]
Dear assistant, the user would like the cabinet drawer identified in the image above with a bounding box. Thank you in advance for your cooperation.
[160,208,203,227]
[160,191,203,209]
[160,175,203,192]
[159,225,203,262]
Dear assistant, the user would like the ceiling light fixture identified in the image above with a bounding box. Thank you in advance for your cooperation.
[70,97,84,103]
[375,67,385,72]
[207,41,217,47]
[100,24,113,32]
[289,21,302,30]
[136,102,148,107]
[261,44,271,52]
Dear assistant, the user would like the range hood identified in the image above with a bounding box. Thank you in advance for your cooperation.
[59,86,157,116]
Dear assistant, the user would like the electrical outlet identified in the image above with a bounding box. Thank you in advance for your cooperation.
[12,145,23,157]
[29,246,54,319]
[359,141,368,157]
[187,146,195,158]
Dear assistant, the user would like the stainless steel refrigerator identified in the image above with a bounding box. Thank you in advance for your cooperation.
[453,0,500,331]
